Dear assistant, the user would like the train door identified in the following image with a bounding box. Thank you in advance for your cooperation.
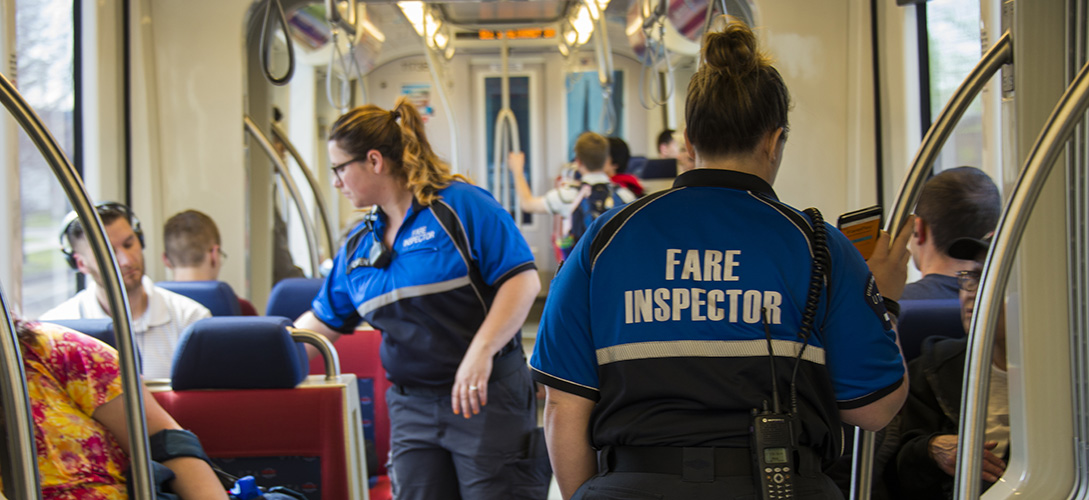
[470,59,552,270]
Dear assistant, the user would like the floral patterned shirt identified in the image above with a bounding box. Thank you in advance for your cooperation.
[19,323,129,499]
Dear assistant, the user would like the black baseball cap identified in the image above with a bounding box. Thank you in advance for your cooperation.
[948,232,993,261]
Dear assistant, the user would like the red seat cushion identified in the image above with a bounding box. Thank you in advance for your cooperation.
[153,387,347,499]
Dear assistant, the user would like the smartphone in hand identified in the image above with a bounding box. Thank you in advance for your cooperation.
[838,206,883,259]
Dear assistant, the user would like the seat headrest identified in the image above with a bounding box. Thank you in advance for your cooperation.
[639,158,678,179]
[45,318,116,347]
[171,317,308,390]
[265,278,324,321]
[158,281,242,316]
[898,299,965,361]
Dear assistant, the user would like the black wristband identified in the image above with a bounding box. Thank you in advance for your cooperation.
[148,429,211,464]
[883,297,900,318]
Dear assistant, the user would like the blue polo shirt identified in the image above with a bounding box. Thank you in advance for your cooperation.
[530,169,904,457]
[312,181,536,387]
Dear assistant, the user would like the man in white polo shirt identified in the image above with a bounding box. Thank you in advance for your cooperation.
[41,202,210,379]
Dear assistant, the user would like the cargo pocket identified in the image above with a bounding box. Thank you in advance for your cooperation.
[507,427,553,499]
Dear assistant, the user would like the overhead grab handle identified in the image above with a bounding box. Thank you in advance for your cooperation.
[638,0,675,109]
[244,116,324,276]
[259,0,296,86]
[0,288,42,500]
[270,122,336,261]
[852,30,1013,500]
[325,0,358,38]
[590,0,617,134]
[0,71,154,500]
[954,58,1089,500]
[491,41,522,222]
[326,27,354,112]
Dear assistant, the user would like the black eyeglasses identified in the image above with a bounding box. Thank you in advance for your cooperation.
[957,270,982,292]
[331,157,363,183]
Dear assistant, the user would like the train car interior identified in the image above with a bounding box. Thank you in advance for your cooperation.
[1,0,1088,498]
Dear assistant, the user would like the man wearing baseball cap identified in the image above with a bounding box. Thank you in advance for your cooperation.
[888,232,1008,499]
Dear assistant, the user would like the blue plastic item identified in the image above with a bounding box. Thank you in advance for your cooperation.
[230,475,262,500]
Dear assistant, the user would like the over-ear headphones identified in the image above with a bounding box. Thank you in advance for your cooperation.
[59,201,145,270]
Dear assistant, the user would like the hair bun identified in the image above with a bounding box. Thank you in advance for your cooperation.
[702,17,764,79]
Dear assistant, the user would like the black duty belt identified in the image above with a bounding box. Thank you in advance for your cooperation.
[601,445,824,483]
[602,446,752,482]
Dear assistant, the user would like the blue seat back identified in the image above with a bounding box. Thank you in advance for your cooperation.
[44,318,117,347]
[171,316,307,390]
[158,280,242,316]
[898,299,965,361]
[266,278,324,321]
[640,158,678,179]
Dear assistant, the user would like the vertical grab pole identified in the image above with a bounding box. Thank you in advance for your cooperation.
[500,40,511,211]
[954,59,1089,500]
[0,72,155,499]
[848,30,1013,500]
[0,287,42,500]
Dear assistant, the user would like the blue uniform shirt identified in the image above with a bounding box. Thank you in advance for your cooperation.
[312,181,537,387]
[531,169,904,457]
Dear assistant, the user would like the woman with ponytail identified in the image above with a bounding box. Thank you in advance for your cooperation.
[295,96,549,499]
[531,18,910,499]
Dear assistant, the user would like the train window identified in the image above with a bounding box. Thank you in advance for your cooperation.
[565,70,624,159]
[16,0,78,317]
[925,0,984,172]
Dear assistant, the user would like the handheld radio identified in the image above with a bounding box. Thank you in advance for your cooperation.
[750,207,829,500]
[752,412,795,499]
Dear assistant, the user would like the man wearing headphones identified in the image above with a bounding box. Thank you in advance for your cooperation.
[41,202,211,379]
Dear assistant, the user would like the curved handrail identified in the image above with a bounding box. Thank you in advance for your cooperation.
[259,0,296,86]
[954,58,1089,500]
[269,122,336,259]
[886,30,1012,237]
[0,72,155,499]
[288,327,341,381]
[850,30,1014,500]
[0,287,42,500]
[244,116,323,275]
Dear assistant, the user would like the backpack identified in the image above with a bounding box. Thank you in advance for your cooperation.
[558,182,626,258]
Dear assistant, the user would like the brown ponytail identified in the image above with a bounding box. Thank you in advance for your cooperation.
[685,17,791,159]
[328,97,468,206]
